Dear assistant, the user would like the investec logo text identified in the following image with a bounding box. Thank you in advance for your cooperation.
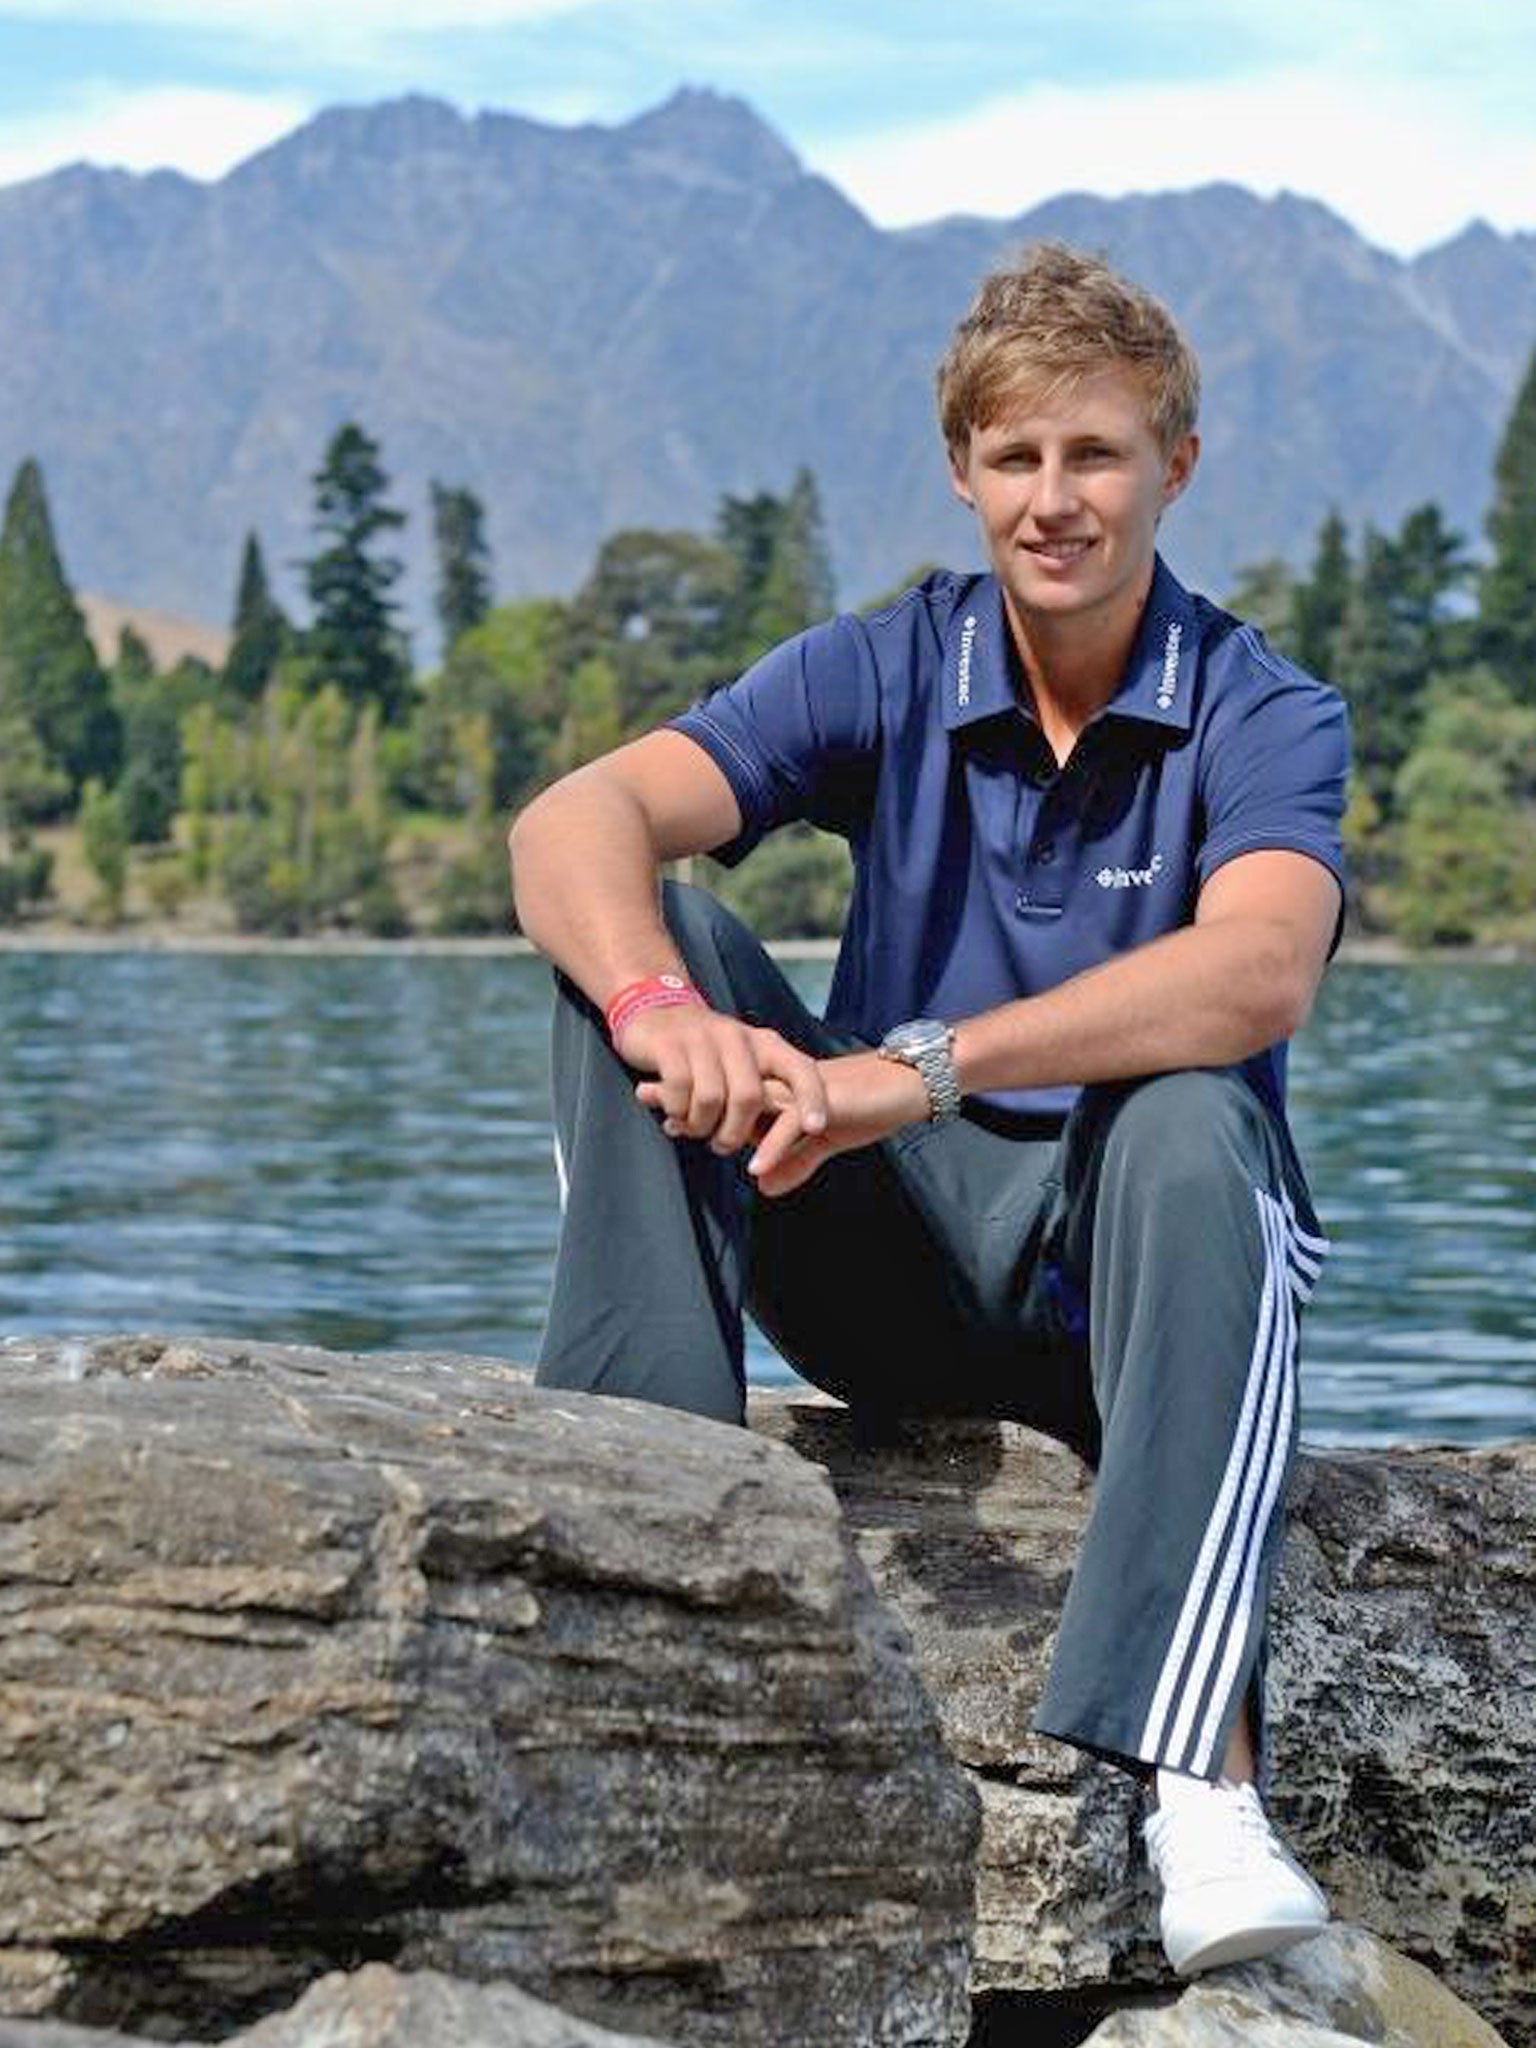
[1096,854,1165,890]
[1155,620,1182,710]
[956,613,978,707]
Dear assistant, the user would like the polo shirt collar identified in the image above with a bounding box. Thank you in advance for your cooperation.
[1101,556,1199,735]
[940,556,1200,736]
[940,577,1019,731]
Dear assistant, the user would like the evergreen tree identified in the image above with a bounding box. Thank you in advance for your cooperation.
[1479,339,1536,703]
[717,490,783,655]
[224,532,289,702]
[1389,503,1473,672]
[0,457,119,803]
[750,467,836,648]
[108,626,173,845]
[1332,505,1470,814]
[113,623,156,693]
[717,471,837,661]
[430,482,492,652]
[1224,558,1297,652]
[1291,511,1350,678]
[301,424,411,722]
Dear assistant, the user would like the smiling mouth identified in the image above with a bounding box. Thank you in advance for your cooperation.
[1025,538,1095,561]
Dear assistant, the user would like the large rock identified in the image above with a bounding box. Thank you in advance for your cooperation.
[0,1965,681,2045]
[750,1397,1536,2048]
[0,1338,976,2048]
[1082,1925,1510,2045]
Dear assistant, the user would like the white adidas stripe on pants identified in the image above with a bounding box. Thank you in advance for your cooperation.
[1136,1186,1327,1775]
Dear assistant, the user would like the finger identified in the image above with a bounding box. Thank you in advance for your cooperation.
[710,1031,768,1153]
[747,1102,816,1185]
[752,1034,828,1134]
[750,1125,829,1198]
[673,1042,728,1138]
[637,1036,730,1139]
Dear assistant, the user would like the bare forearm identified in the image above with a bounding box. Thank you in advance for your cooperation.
[953,916,1313,1099]
[509,774,682,1008]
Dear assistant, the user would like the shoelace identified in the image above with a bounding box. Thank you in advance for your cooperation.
[1145,1781,1292,1890]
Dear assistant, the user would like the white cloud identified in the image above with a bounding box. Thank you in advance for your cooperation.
[0,0,590,31]
[811,71,1536,254]
[0,83,314,186]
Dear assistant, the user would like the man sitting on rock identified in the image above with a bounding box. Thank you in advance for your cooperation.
[509,241,1348,1978]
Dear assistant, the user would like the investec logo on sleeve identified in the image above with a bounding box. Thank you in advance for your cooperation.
[956,613,978,708]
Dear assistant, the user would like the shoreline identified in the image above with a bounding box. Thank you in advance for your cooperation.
[0,926,1531,965]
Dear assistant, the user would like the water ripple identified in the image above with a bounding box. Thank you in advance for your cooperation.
[2,952,1533,1445]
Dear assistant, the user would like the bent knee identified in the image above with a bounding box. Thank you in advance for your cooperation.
[1100,1070,1270,1191]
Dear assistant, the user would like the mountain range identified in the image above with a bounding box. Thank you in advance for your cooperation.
[1,87,1533,657]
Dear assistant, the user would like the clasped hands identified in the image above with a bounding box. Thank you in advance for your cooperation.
[617,1003,930,1197]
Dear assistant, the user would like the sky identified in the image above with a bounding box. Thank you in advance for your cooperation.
[0,0,1531,256]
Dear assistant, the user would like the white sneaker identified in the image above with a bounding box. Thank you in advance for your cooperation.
[1144,1774,1329,1977]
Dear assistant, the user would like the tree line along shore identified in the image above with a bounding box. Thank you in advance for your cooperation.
[2,341,1535,951]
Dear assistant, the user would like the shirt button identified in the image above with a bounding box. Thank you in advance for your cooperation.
[1014,891,1030,913]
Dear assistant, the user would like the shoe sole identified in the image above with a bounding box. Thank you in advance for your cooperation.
[1172,1915,1329,1978]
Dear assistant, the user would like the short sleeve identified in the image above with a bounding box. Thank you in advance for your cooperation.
[667,614,882,865]
[1196,634,1352,919]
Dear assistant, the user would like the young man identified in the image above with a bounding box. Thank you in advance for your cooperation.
[510,243,1348,1977]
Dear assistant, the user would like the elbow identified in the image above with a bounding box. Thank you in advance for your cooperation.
[1252,925,1319,1044]
[506,786,555,936]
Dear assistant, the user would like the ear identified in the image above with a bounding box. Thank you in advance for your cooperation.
[1160,431,1199,509]
[948,444,975,509]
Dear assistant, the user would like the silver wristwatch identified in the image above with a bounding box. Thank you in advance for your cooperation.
[878,1017,962,1123]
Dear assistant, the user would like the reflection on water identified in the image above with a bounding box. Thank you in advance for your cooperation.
[1285,961,1536,1445]
[1,951,1532,1446]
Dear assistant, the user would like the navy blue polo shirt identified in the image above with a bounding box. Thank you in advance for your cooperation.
[669,556,1349,1126]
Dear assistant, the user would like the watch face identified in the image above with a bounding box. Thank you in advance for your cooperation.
[884,1019,947,1056]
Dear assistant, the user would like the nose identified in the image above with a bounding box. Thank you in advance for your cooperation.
[1032,453,1079,522]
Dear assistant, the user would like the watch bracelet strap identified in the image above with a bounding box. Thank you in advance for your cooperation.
[883,1027,961,1122]
[914,1036,962,1121]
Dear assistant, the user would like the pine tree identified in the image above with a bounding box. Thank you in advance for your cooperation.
[717,490,782,657]
[1389,503,1472,672]
[750,467,836,648]
[301,424,411,722]
[1332,506,1470,814]
[1291,511,1351,679]
[224,532,289,702]
[1224,558,1297,653]
[1480,340,1536,703]
[0,457,119,803]
[718,471,837,661]
[430,482,492,652]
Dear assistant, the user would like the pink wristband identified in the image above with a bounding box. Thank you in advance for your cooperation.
[605,973,707,1046]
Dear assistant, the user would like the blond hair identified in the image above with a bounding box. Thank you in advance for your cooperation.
[936,241,1200,459]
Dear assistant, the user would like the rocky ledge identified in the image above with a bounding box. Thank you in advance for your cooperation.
[0,1337,1529,2048]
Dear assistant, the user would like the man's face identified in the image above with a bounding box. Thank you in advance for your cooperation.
[949,367,1198,641]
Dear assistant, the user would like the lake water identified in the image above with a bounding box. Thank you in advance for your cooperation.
[1,949,1533,1447]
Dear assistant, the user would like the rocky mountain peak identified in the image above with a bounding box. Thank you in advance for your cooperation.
[615,85,802,191]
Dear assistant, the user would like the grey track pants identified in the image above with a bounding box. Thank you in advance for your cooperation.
[536,886,1328,1781]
